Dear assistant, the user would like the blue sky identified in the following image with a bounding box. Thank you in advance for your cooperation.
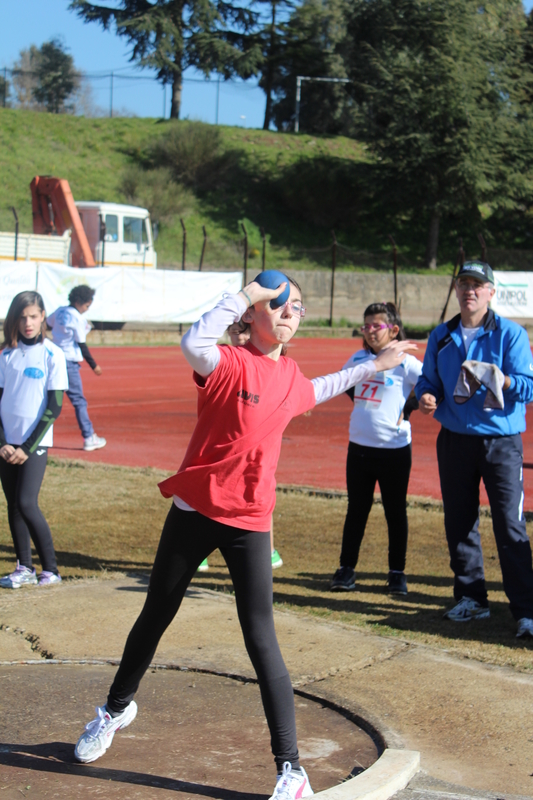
[2,0,533,128]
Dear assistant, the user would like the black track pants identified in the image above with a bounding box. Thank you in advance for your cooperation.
[107,504,300,772]
[437,427,533,619]
[340,441,412,572]
[0,448,58,573]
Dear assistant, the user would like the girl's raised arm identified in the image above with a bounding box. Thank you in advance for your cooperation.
[181,294,248,377]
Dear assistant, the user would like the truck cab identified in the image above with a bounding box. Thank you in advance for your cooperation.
[75,202,157,269]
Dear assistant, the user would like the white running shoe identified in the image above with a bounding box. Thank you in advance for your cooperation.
[38,571,62,586]
[443,597,490,622]
[0,562,37,589]
[269,762,313,799]
[83,434,107,452]
[74,701,138,763]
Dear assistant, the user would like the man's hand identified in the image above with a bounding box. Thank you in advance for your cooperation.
[419,393,437,415]
[503,375,511,390]
[6,447,28,465]
[94,365,103,376]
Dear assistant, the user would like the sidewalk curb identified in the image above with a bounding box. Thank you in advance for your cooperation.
[313,749,420,800]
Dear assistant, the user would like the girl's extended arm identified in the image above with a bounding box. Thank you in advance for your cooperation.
[312,362,377,405]
[181,294,248,377]
[312,340,418,405]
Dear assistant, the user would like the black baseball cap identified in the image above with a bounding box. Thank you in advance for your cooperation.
[456,261,494,285]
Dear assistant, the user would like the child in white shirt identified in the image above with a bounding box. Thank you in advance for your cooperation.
[330,302,422,596]
[47,285,106,452]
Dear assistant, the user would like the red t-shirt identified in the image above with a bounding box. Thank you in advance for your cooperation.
[158,343,316,531]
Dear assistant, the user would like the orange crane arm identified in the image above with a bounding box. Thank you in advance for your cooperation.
[30,176,95,267]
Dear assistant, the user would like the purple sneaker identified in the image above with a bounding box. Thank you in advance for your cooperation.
[38,571,62,587]
[0,562,37,589]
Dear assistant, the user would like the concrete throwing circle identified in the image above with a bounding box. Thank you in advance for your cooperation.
[1,663,379,799]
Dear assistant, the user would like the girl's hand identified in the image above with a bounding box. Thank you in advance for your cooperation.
[7,447,28,465]
[94,365,103,376]
[373,340,418,372]
[240,281,288,309]
[0,444,15,461]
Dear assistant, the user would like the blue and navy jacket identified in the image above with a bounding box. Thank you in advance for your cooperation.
[415,311,533,437]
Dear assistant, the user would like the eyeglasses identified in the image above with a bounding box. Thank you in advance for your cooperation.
[361,323,393,332]
[281,301,306,318]
[456,280,491,293]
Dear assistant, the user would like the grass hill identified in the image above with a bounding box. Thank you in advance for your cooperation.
[0,108,460,272]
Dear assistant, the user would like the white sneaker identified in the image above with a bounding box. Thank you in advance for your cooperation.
[269,762,313,799]
[443,597,490,621]
[83,434,107,452]
[0,562,37,589]
[74,701,137,763]
[516,618,533,639]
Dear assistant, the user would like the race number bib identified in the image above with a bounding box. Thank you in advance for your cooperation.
[353,374,386,406]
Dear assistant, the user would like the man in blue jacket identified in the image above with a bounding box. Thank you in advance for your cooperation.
[416,261,533,637]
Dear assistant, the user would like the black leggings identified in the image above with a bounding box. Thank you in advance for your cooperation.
[107,504,299,772]
[0,448,58,573]
[340,441,412,572]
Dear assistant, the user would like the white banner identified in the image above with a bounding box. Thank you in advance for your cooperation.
[0,262,243,323]
[492,272,533,319]
[0,262,38,318]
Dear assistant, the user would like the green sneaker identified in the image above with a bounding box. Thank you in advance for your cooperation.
[271,549,283,570]
[197,558,209,572]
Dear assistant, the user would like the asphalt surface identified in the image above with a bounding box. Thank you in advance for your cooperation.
[1,576,533,799]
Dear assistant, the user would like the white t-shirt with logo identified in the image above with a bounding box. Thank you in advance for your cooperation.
[0,340,68,446]
[47,305,91,362]
[342,350,423,448]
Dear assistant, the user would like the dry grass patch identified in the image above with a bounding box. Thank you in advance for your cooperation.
[0,459,532,671]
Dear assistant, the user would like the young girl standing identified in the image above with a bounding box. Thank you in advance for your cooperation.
[0,292,68,589]
[330,302,422,596]
[74,278,415,799]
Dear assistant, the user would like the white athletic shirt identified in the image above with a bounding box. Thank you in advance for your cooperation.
[0,340,68,446]
[459,323,481,356]
[343,350,423,449]
[47,306,91,362]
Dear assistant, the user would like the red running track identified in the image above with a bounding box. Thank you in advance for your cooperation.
[50,340,533,510]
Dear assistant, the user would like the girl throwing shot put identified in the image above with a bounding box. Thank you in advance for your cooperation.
[330,302,422,596]
[0,292,68,589]
[74,274,415,799]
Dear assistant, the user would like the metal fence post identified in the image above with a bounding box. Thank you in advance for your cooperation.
[388,234,398,307]
[180,218,187,270]
[11,207,18,262]
[329,230,337,327]
[260,227,266,271]
[241,222,248,286]
[478,233,487,261]
[439,237,465,323]
[199,226,207,270]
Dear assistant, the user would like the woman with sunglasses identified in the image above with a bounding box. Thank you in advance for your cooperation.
[73,276,415,800]
[330,302,422,596]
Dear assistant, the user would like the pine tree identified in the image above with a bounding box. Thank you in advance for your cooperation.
[344,0,533,267]
[69,0,261,119]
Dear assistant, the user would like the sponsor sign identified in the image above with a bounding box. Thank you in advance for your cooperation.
[492,272,533,318]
